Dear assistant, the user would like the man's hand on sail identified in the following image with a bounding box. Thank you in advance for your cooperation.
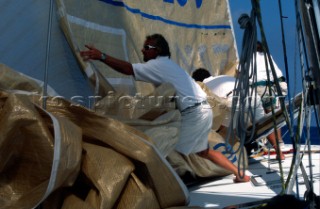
[80,45,104,61]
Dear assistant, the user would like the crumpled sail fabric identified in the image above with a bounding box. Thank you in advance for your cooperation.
[0,66,190,208]
[94,83,177,120]
[93,82,181,157]
[196,82,231,131]
[41,97,189,208]
[0,93,189,209]
[0,63,247,208]
[56,0,238,96]
[0,92,82,209]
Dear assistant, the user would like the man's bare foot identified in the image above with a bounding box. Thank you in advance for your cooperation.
[234,175,251,183]
[276,153,285,160]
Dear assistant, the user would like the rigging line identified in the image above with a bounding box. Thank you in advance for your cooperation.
[254,0,287,193]
[279,0,306,196]
[229,5,258,178]
[307,1,320,144]
[292,28,300,195]
[287,94,305,195]
[305,1,320,69]
[303,1,320,135]
[236,11,257,140]
[302,1,320,201]
[298,0,316,189]
[312,98,320,142]
[294,29,298,98]
[306,98,315,202]
[314,100,320,197]
[286,0,305,195]
[43,0,54,109]
[287,0,314,198]
[296,0,310,131]
[229,13,253,149]
[278,0,295,140]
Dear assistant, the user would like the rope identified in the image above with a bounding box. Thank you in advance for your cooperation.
[225,2,259,179]
[43,0,54,109]
[255,0,289,193]
[228,0,294,188]
[286,0,307,195]
[278,0,297,150]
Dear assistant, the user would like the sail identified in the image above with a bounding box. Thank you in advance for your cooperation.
[0,0,93,103]
[0,1,252,208]
[56,0,238,96]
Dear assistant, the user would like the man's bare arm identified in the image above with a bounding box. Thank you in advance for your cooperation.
[80,45,134,75]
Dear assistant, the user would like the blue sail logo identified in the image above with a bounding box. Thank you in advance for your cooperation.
[99,0,231,30]
[163,0,203,8]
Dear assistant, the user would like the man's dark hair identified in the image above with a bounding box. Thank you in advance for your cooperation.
[147,34,171,58]
[192,68,211,82]
[257,41,264,52]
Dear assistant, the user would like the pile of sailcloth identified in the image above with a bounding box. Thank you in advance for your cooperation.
[0,64,246,209]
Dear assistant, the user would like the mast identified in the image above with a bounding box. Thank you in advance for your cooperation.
[299,0,320,113]
[295,1,320,208]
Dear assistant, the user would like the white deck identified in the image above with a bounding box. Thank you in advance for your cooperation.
[188,145,320,208]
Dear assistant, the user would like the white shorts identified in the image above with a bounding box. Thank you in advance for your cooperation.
[175,103,213,155]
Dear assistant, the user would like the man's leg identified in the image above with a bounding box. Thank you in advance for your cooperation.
[267,129,285,160]
[264,107,285,160]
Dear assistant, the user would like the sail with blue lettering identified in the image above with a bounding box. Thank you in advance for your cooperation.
[57,0,238,96]
[0,1,251,208]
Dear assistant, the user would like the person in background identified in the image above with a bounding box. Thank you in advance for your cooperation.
[80,33,250,182]
[192,67,285,160]
[192,68,212,82]
[249,41,287,160]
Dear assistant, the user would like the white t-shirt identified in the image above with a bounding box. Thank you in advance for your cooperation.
[203,75,265,126]
[251,52,284,82]
[132,56,207,111]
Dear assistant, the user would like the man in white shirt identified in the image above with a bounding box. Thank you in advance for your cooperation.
[80,34,250,182]
[249,41,287,160]
[192,68,277,158]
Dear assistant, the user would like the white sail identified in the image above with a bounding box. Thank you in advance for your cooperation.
[0,0,93,103]
[57,0,238,96]
[3,1,316,209]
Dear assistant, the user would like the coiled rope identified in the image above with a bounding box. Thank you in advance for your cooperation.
[225,4,259,180]
[226,0,290,188]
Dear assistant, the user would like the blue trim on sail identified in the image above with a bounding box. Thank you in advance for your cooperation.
[213,143,237,163]
[229,155,237,163]
[99,0,231,30]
